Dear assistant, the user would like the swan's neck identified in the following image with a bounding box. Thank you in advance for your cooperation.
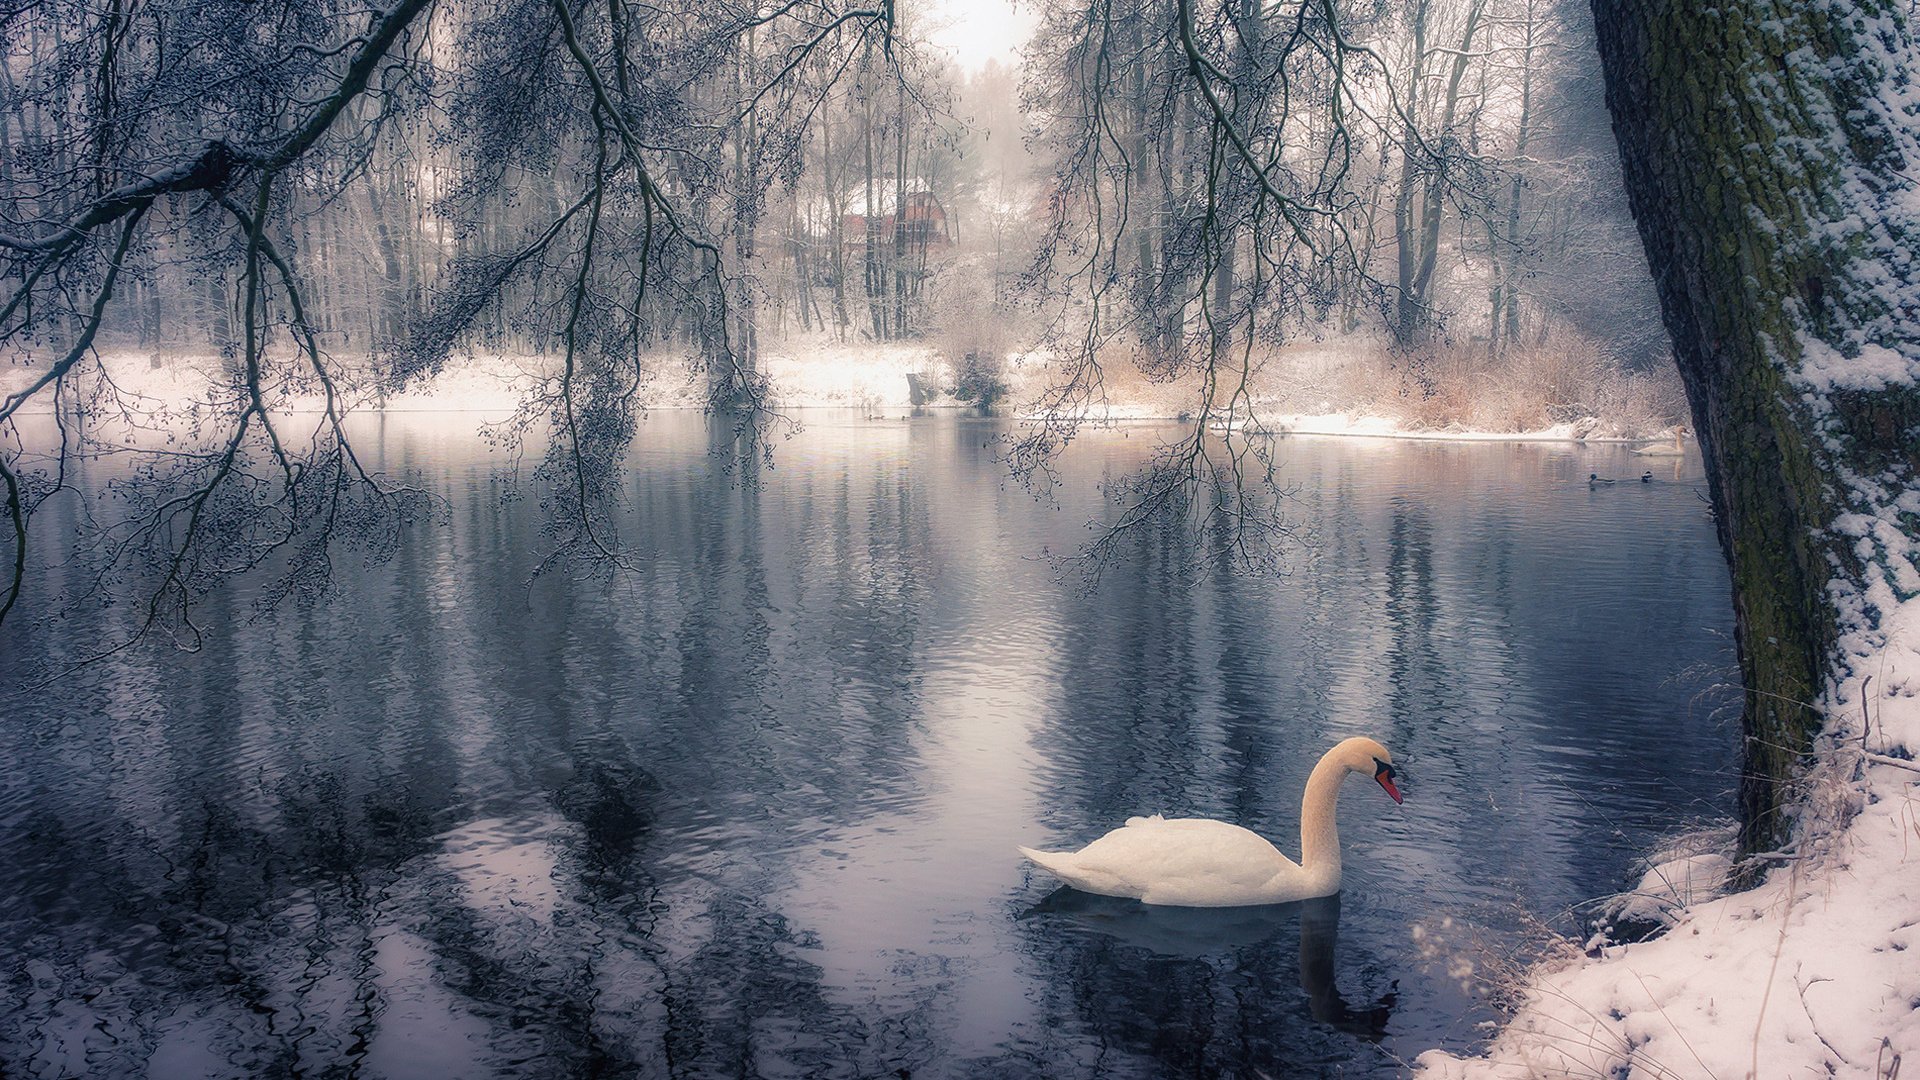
[1298,753,1349,875]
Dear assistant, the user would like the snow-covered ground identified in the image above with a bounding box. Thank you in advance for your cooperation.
[0,348,542,415]
[761,339,960,410]
[1,342,967,415]
[1419,599,1920,1078]
[2,338,1689,444]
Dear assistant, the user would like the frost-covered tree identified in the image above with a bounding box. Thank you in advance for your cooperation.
[0,0,907,640]
[1014,0,1394,571]
[1592,1,1919,852]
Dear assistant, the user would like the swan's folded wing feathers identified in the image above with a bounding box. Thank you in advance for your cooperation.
[1018,845,1137,898]
[1086,819,1285,880]
[1021,816,1305,905]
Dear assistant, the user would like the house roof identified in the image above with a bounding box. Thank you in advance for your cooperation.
[798,178,946,233]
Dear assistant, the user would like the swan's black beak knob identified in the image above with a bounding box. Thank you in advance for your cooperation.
[1373,758,1402,804]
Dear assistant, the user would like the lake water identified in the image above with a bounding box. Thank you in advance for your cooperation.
[0,412,1735,1078]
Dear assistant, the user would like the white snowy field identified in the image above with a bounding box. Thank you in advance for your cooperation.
[1,347,543,415]
[1419,602,1920,1078]
[1,336,1690,445]
[0,342,955,415]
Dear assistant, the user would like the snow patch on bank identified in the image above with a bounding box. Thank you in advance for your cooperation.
[1254,413,1668,444]
[759,339,953,410]
[0,349,544,415]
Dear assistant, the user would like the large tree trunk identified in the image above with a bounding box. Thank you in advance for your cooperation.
[1591,0,1920,855]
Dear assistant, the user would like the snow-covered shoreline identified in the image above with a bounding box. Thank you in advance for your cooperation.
[1236,412,1676,444]
[3,347,1692,447]
[1419,605,1920,1078]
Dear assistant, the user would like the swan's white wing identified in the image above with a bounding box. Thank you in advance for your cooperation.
[1026,817,1300,906]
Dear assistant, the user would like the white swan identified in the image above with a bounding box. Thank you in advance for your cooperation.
[1633,428,1689,456]
[1018,737,1402,908]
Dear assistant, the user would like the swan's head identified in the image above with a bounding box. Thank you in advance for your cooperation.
[1333,736,1402,804]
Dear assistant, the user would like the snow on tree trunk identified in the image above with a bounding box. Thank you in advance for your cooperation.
[1592,0,1920,854]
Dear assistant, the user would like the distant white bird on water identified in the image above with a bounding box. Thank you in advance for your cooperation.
[1018,737,1402,908]
[1634,428,1689,457]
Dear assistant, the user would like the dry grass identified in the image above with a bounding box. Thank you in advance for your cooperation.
[1255,333,1688,437]
[988,323,1688,434]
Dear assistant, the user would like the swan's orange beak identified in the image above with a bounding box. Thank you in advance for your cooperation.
[1373,760,1403,804]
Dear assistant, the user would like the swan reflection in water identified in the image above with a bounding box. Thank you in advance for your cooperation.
[1021,889,1397,1040]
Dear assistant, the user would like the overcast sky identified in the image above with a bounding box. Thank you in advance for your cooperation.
[916,0,1036,73]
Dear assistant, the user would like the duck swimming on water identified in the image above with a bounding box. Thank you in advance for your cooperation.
[1641,471,1653,483]
[1588,473,1615,486]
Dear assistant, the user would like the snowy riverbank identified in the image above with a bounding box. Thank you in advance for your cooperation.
[1239,412,1679,444]
[1418,599,1920,1078]
[0,343,949,415]
[3,341,1690,445]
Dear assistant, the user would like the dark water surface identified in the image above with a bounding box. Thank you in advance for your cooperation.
[0,413,1734,1078]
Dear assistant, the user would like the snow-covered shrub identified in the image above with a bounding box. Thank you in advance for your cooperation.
[951,352,1009,408]
[924,254,1033,408]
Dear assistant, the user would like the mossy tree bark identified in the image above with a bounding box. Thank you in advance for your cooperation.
[1591,1,1920,855]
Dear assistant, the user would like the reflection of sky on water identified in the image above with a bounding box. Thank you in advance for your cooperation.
[0,413,1734,1077]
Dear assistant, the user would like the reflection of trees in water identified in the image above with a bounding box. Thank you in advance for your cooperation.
[1041,469,1421,840]
[643,427,933,826]
[0,427,1741,1075]
[0,754,451,1072]
[1202,516,1287,828]
[1385,498,1450,742]
[1044,522,1208,818]
[1038,504,1332,833]
[0,644,909,1077]
[1017,476,1408,1076]
[1,499,458,1069]
[1003,890,1398,1076]
[0,418,957,1076]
